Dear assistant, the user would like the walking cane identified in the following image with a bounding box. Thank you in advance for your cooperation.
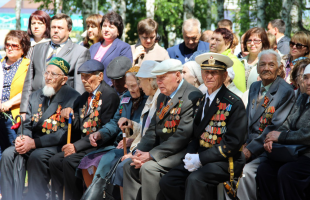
[63,112,73,200]
[123,128,129,155]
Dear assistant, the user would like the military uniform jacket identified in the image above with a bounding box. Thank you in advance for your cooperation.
[71,82,120,152]
[246,77,295,157]
[19,84,80,148]
[135,80,203,168]
[186,85,247,167]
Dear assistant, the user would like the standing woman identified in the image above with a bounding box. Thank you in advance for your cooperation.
[82,14,103,49]
[89,11,132,86]
[241,27,270,90]
[0,30,30,159]
[26,10,50,59]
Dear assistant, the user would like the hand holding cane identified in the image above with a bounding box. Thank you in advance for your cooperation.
[123,128,129,155]
[64,112,73,200]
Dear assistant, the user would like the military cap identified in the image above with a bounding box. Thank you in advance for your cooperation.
[195,53,233,71]
[106,56,132,79]
[77,59,104,74]
[151,59,183,76]
[48,57,70,75]
[136,60,159,78]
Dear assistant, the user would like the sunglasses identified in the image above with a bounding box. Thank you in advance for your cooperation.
[246,39,262,44]
[5,43,21,50]
[289,41,308,49]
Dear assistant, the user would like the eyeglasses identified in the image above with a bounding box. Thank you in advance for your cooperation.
[289,41,308,49]
[31,22,44,26]
[246,39,262,44]
[44,71,64,79]
[5,43,21,50]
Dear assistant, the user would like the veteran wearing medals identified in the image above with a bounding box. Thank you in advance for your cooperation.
[159,53,247,200]
[48,59,120,200]
[0,57,80,200]
[233,50,296,200]
[123,59,203,200]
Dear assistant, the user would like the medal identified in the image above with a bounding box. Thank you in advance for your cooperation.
[46,130,50,134]
[167,129,172,133]
[163,128,167,133]
[92,127,96,131]
[210,121,214,126]
[83,129,87,133]
[95,117,98,121]
[216,98,220,104]
[213,135,217,140]
[42,128,46,133]
[61,123,65,127]
[221,121,226,126]
[175,115,180,120]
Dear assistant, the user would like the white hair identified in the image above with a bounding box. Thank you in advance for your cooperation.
[182,18,201,34]
[183,61,203,84]
[42,86,56,97]
[258,49,281,66]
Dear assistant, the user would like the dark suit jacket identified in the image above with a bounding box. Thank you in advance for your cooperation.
[89,39,133,85]
[186,85,247,169]
[19,84,80,148]
[277,35,290,55]
[246,77,295,157]
[70,82,120,152]
[20,39,91,113]
[136,80,203,168]
[167,41,210,64]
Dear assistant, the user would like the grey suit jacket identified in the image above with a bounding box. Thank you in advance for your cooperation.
[277,36,290,55]
[20,39,91,113]
[135,80,203,168]
[246,77,295,157]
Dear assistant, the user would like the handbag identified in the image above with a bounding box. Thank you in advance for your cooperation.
[267,143,308,162]
[81,158,122,200]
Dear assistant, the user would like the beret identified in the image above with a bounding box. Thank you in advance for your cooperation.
[48,57,70,75]
[78,59,104,74]
[106,56,132,79]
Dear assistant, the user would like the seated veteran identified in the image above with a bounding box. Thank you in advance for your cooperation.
[159,53,247,200]
[256,63,310,200]
[0,57,80,200]
[235,50,295,200]
[123,59,203,200]
[79,66,147,193]
[48,59,120,200]
[107,56,131,98]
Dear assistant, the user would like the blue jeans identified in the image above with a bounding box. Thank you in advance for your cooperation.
[0,117,17,160]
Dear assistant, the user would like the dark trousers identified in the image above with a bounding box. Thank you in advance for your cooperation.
[256,155,310,200]
[0,146,59,200]
[49,148,95,200]
[160,160,244,200]
[0,117,17,160]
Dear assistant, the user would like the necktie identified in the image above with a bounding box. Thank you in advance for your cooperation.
[203,97,210,119]
[87,93,93,111]
[165,96,171,106]
[46,44,60,63]
[256,87,266,109]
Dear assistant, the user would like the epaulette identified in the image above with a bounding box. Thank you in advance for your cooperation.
[223,91,241,105]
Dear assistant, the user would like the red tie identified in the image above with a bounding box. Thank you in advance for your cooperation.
[87,93,93,110]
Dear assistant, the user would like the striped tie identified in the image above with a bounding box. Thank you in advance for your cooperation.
[46,44,60,63]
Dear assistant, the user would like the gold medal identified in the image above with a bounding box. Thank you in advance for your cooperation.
[94,117,98,121]
[213,135,217,140]
[167,129,172,133]
[61,123,65,127]
[205,142,210,148]
[42,128,46,133]
[200,140,204,146]
[210,121,214,126]
[225,111,229,117]
[221,121,226,126]
[83,129,87,133]
[217,110,220,114]
[46,130,50,134]
[163,128,167,133]
[57,122,60,126]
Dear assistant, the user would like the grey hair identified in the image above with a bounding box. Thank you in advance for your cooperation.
[182,18,201,34]
[150,78,158,90]
[258,49,281,66]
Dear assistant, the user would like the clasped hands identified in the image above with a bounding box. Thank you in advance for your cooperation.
[130,150,153,169]
[183,153,202,172]
[264,131,281,153]
[15,135,35,154]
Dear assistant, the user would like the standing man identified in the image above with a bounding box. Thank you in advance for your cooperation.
[0,57,80,200]
[267,19,290,55]
[159,53,247,200]
[167,18,209,64]
[233,49,295,200]
[20,13,90,117]
[123,59,203,200]
[49,59,120,200]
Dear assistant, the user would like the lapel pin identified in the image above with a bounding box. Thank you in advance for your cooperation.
[216,98,220,104]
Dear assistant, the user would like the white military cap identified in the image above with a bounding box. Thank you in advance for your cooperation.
[195,52,233,71]
[304,64,310,75]
[136,60,159,78]
[151,59,183,75]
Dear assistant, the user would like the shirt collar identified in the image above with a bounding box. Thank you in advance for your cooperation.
[260,81,273,93]
[51,39,68,48]
[92,84,100,96]
[169,79,184,99]
[276,35,285,44]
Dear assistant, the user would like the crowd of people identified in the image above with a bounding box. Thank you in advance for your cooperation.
[0,9,310,200]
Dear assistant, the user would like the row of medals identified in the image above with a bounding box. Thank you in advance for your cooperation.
[259,106,275,133]
[42,119,65,134]
[81,99,102,134]
[32,104,43,122]
[162,101,182,133]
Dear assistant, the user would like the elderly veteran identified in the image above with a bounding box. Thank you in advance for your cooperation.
[106,56,131,98]
[159,53,247,200]
[123,59,203,200]
[48,59,120,200]
[0,57,80,200]
[233,50,296,200]
[256,63,310,200]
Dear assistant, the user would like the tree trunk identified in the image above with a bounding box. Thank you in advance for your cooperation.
[119,0,126,41]
[217,0,224,22]
[183,0,195,21]
[282,0,293,37]
[146,0,155,19]
[257,0,266,28]
[290,1,298,33]
[296,0,308,31]
[15,0,22,30]
[92,0,98,14]
[206,0,212,29]
[82,0,92,31]
[55,0,61,13]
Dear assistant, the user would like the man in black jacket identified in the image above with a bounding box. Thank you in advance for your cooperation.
[0,57,80,200]
[49,60,120,200]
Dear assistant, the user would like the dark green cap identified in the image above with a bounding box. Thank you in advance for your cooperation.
[48,57,70,75]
